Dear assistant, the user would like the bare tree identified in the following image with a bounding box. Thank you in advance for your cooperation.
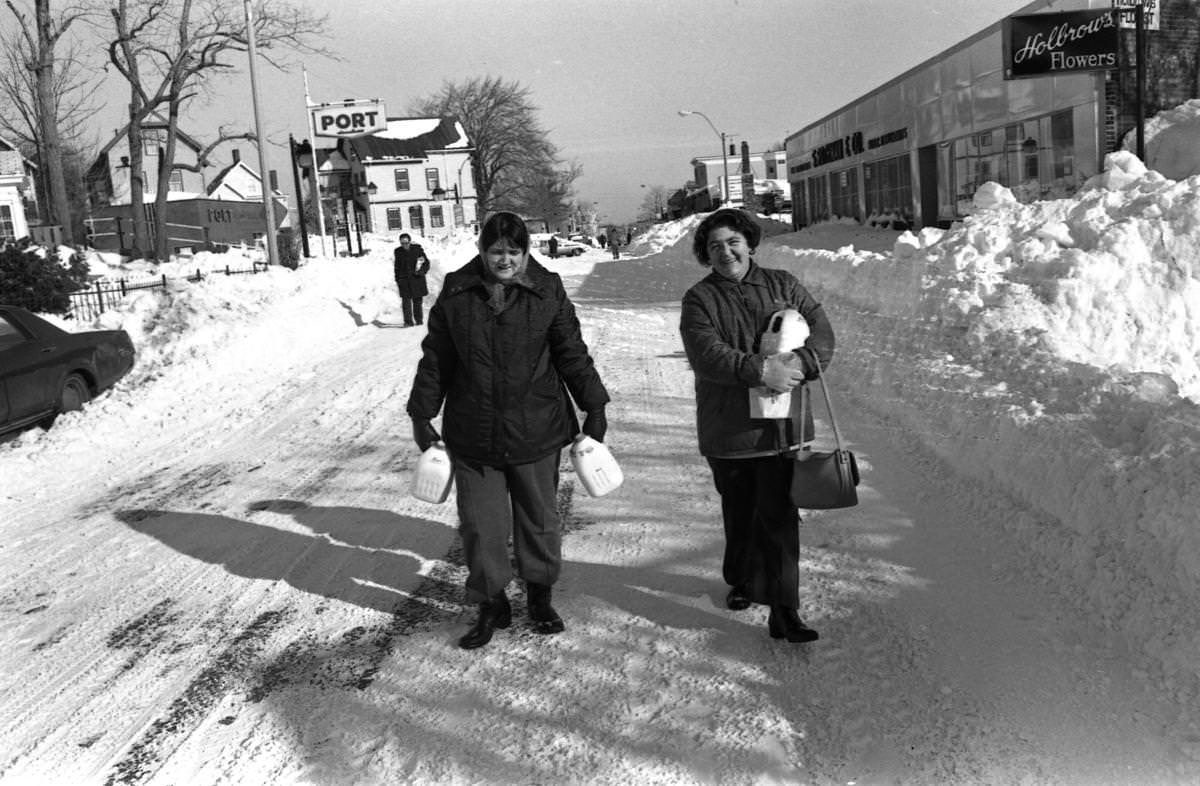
[637,185,670,223]
[411,76,564,217]
[517,160,582,232]
[3,0,96,243]
[105,0,330,259]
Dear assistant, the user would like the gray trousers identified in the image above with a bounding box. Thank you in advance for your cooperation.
[452,451,563,603]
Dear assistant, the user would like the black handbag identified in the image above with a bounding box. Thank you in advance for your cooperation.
[790,356,860,509]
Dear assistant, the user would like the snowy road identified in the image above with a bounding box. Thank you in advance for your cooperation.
[2,238,1196,785]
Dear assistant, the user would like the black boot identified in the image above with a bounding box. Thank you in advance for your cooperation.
[526,582,565,635]
[767,605,819,643]
[458,592,512,650]
[726,584,751,611]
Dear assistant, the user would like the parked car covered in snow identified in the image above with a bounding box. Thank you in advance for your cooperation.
[0,305,135,435]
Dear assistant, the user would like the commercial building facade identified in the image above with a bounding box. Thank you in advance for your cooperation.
[785,0,1199,230]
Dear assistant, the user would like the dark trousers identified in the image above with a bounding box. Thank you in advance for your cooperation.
[401,296,423,326]
[452,451,563,603]
[706,455,800,608]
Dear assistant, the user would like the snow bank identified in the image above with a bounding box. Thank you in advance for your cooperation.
[756,150,1200,722]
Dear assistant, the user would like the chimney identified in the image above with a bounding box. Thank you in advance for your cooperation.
[232,149,241,163]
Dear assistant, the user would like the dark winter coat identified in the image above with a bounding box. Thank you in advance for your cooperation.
[407,255,610,466]
[394,244,430,298]
[679,261,834,458]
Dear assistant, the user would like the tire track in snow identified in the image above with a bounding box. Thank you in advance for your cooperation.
[102,608,291,786]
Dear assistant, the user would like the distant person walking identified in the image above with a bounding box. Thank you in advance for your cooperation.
[548,235,559,259]
[394,233,430,327]
[679,208,835,644]
[407,211,611,650]
[607,227,620,259]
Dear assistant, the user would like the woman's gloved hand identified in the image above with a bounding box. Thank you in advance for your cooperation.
[582,409,608,442]
[761,353,807,393]
[412,418,441,452]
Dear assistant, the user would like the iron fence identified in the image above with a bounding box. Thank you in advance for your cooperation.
[66,262,268,321]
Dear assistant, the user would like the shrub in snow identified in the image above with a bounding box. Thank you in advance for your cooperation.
[0,240,90,314]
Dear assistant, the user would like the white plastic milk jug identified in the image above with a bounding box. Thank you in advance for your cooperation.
[570,435,624,497]
[749,309,811,419]
[411,442,454,503]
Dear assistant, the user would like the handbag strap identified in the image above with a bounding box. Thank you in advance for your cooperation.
[808,354,846,452]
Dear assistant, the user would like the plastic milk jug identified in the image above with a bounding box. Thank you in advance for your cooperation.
[411,442,454,503]
[570,435,624,497]
[749,309,811,419]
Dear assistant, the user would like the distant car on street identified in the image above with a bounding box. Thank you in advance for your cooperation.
[0,305,135,435]
[533,234,589,258]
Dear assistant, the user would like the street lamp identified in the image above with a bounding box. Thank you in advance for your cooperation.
[678,109,729,208]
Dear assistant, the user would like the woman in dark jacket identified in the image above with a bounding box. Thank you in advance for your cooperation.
[679,208,835,644]
[407,211,610,650]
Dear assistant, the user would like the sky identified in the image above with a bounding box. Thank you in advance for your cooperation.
[4,119,1200,780]
[81,0,1035,224]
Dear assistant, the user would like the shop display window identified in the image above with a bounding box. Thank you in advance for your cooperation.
[864,155,913,229]
[829,166,860,221]
[807,176,829,223]
[944,108,1078,216]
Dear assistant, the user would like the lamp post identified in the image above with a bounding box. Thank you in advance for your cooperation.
[678,109,728,208]
[353,181,377,256]
[288,135,311,258]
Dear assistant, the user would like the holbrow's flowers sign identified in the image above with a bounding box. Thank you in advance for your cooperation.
[1003,9,1120,79]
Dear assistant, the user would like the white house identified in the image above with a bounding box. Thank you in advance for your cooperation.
[0,135,35,244]
[330,116,478,238]
[84,115,208,208]
[206,149,290,228]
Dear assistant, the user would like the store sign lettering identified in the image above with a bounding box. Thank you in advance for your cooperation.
[811,132,864,168]
[311,101,388,138]
[867,128,908,150]
[1004,10,1119,79]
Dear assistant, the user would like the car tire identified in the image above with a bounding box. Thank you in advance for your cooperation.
[59,373,91,414]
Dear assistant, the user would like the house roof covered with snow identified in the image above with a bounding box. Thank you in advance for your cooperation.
[345,117,470,162]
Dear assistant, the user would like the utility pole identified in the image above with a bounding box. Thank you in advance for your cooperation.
[244,0,278,266]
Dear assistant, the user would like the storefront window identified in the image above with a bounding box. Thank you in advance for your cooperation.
[829,166,859,221]
[864,155,913,229]
[807,176,829,223]
[1048,110,1075,198]
[791,182,808,228]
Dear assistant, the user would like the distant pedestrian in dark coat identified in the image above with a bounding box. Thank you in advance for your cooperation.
[407,211,611,650]
[607,227,620,259]
[548,235,559,259]
[680,208,835,645]
[394,233,430,327]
